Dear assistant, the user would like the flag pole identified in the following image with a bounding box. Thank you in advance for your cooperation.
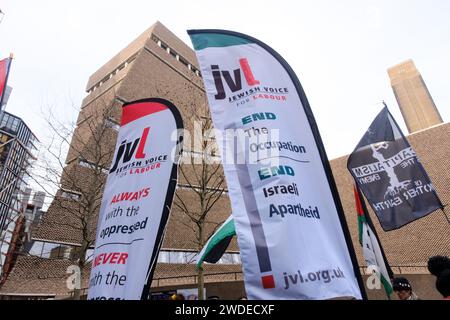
[441,206,450,226]
[355,185,394,276]
[355,184,393,300]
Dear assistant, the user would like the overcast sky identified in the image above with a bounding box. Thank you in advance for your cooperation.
[0,0,449,160]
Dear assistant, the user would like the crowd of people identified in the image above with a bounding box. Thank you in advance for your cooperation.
[158,255,450,300]
[392,255,450,300]
[167,294,247,300]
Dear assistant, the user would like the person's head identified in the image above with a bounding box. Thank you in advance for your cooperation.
[169,293,185,300]
[427,255,450,299]
[207,295,220,300]
[427,256,450,277]
[238,296,247,300]
[436,269,450,299]
[392,277,413,300]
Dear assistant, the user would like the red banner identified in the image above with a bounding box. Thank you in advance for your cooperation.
[0,57,12,108]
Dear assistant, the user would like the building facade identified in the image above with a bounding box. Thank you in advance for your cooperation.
[0,111,38,278]
[0,21,237,299]
[388,59,443,134]
[0,23,448,300]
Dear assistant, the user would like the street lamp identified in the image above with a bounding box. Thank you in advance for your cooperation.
[0,9,4,24]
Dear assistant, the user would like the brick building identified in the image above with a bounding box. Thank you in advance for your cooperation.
[388,59,443,134]
[0,22,448,300]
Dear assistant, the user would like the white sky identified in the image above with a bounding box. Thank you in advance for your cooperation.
[0,0,449,160]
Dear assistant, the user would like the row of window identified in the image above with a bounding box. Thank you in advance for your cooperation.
[60,189,81,201]
[182,150,221,161]
[157,251,241,265]
[26,240,241,265]
[0,111,38,148]
[27,241,83,260]
[87,55,137,94]
[86,32,203,95]
[78,159,110,174]
[177,184,228,194]
[0,112,20,133]
[60,180,228,202]
[150,34,202,77]
[105,117,120,131]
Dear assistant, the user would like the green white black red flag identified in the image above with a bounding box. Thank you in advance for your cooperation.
[354,185,393,297]
[193,215,236,269]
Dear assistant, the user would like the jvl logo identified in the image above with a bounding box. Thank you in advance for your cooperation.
[212,58,260,100]
[110,127,150,173]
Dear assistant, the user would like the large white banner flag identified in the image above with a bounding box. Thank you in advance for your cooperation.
[88,98,183,300]
[188,30,364,300]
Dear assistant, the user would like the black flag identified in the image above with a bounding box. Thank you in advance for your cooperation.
[347,105,443,231]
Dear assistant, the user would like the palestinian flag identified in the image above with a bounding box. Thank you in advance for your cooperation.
[354,185,393,297]
[0,57,12,109]
[194,215,236,269]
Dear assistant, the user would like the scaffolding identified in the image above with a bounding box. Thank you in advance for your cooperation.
[0,111,38,278]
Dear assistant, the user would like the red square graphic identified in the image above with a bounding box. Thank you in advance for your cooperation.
[261,275,275,289]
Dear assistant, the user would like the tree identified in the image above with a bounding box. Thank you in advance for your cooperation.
[31,97,118,299]
[173,110,227,300]
[30,85,228,300]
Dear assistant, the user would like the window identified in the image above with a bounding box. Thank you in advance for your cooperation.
[157,251,169,263]
[170,251,184,263]
[182,150,221,163]
[28,242,74,259]
[150,33,201,75]
[151,35,159,44]
[179,56,189,68]
[41,242,59,258]
[100,74,110,85]
[79,160,109,174]
[156,250,238,264]
[105,117,120,131]
[28,241,44,256]
[85,249,94,262]
[219,253,241,264]
[156,251,192,264]
[177,183,228,194]
[60,189,81,201]
[0,113,23,134]
[11,118,19,132]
